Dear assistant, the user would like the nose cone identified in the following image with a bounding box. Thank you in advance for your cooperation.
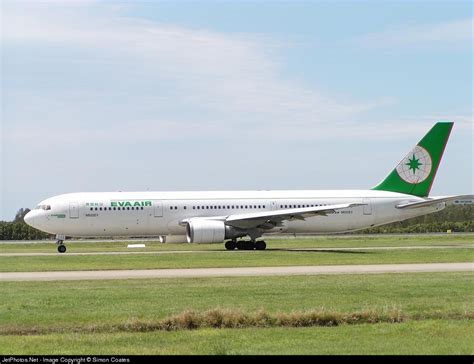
[24,211,36,228]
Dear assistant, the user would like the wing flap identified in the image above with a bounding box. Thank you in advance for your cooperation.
[225,203,364,229]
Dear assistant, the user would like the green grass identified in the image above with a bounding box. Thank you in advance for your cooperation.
[0,247,471,272]
[1,234,472,253]
[1,307,413,335]
[1,320,472,355]
[0,272,472,354]
[1,273,472,330]
[0,235,472,355]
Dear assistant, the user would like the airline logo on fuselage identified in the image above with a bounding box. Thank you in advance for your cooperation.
[111,201,152,207]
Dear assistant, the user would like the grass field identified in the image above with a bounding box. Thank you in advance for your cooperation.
[0,235,472,355]
[2,321,472,355]
[0,235,472,272]
[0,272,473,354]
[1,234,472,253]
[0,248,472,272]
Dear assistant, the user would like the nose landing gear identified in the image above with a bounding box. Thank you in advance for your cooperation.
[55,235,67,253]
[57,241,67,253]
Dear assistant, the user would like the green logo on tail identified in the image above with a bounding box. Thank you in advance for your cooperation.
[373,122,453,197]
[396,146,432,184]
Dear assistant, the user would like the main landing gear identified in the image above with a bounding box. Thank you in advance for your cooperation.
[225,240,266,251]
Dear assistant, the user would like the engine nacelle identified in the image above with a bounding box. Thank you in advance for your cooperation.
[185,219,245,244]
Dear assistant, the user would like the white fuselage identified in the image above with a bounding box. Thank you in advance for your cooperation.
[25,190,444,239]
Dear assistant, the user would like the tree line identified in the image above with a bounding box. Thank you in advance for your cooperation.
[360,205,473,234]
[0,208,51,240]
[0,205,472,240]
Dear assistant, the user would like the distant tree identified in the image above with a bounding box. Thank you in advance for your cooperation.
[14,208,31,223]
[355,205,473,234]
[0,208,50,240]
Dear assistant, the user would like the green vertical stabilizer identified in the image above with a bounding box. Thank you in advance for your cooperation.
[372,122,453,197]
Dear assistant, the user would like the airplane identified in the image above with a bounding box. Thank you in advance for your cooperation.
[24,122,472,253]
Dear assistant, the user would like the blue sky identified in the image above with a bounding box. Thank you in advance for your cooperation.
[1,0,472,220]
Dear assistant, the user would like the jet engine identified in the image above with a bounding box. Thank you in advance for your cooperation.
[185,219,245,244]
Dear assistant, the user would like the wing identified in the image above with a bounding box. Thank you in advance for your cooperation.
[224,203,364,230]
[396,194,473,209]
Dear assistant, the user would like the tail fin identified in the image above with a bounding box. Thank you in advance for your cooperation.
[372,122,453,197]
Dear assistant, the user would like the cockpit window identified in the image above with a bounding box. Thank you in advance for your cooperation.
[36,204,51,210]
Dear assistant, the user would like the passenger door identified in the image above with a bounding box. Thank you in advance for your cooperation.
[69,202,79,218]
[153,201,163,217]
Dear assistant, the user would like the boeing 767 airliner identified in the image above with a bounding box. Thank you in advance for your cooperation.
[25,122,472,252]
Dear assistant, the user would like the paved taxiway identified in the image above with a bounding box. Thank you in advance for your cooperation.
[0,262,471,281]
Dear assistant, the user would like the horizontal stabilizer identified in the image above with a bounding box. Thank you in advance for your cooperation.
[396,195,473,209]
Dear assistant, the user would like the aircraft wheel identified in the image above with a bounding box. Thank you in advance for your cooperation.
[225,240,237,250]
[244,241,256,250]
[237,241,257,250]
[255,241,266,250]
[57,244,67,253]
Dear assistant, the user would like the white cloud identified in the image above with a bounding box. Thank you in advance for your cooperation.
[358,18,473,49]
[2,1,396,145]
